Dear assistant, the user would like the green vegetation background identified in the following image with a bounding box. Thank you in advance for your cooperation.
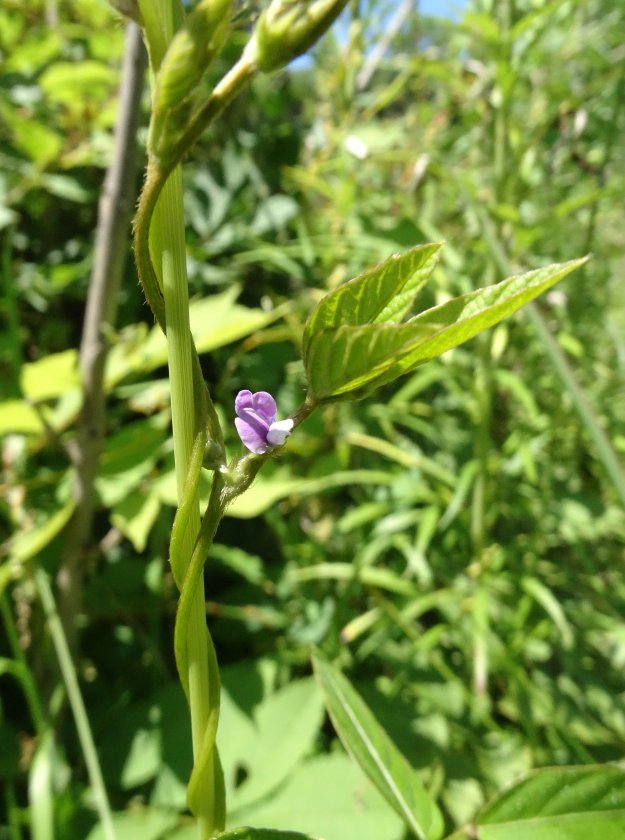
[1,0,624,838]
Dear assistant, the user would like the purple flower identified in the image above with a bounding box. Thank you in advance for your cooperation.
[234,390,294,454]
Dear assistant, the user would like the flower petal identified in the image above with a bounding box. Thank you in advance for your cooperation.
[235,390,254,416]
[235,416,269,454]
[266,418,294,447]
[251,391,277,423]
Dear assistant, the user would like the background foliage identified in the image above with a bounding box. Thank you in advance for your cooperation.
[1,0,624,838]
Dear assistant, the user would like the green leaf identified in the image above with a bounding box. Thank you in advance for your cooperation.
[472,765,625,840]
[39,60,117,107]
[521,576,574,650]
[6,116,63,167]
[305,257,587,400]
[20,350,79,401]
[311,652,443,840]
[96,419,165,507]
[223,678,325,812]
[111,489,161,553]
[229,753,404,840]
[11,499,76,562]
[224,470,396,518]
[106,287,286,386]
[86,807,178,840]
[216,830,322,840]
[0,400,45,435]
[303,243,442,357]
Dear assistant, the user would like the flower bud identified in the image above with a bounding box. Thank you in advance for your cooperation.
[154,0,233,113]
[203,438,226,470]
[253,0,349,73]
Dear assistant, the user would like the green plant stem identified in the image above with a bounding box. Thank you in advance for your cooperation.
[133,9,316,836]
[0,593,46,735]
[4,781,21,840]
[173,474,226,821]
[133,50,256,340]
[153,164,221,839]
[34,568,116,840]
[2,231,21,396]
[524,303,625,507]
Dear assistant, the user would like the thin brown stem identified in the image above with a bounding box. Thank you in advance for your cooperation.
[57,22,146,652]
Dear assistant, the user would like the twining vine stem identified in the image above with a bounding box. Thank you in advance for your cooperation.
[133,7,319,834]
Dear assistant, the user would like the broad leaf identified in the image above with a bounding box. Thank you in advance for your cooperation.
[216,830,321,840]
[228,753,404,840]
[303,243,443,357]
[311,652,443,840]
[225,678,325,812]
[20,349,79,401]
[86,808,178,840]
[469,765,625,840]
[305,257,586,400]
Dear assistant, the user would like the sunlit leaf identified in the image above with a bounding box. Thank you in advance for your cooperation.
[467,765,625,840]
[20,350,79,401]
[111,489,161,553]
[305,257,587,400]
[303,243,443,357]
[106,287,287,385]
[0,400,45,435]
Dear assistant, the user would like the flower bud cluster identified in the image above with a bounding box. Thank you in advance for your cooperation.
[150,0,232,161]
[252,0,349,73]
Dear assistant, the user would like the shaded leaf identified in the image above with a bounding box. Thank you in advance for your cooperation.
[217,828,321,839]
[311,651,443,840]
[229,753,404,840]
[223,678,325,812]
[86,807,178,840]
[11,499,76,562]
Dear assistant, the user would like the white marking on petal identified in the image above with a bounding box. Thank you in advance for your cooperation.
[266,418,294,446]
